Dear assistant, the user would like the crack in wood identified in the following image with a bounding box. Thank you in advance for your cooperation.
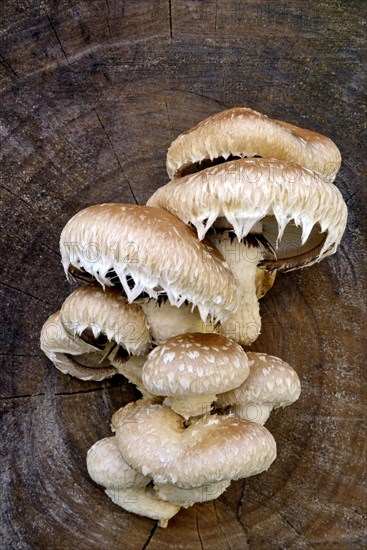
[0,383,126,401]
[44,10,68,62]
[0,52,18,78]
[196,514,204,550]
[104,0,113,39]
[345,190,358,204]
[164,95,173,135]
[214,0,219,31]
[141,522,157,550]
[0,281,53,306]
[94,109,139,204]
[168,0,173,42]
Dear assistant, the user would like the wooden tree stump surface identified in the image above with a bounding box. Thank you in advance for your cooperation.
[1,1,366,548]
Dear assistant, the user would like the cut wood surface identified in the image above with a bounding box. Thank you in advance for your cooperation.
[1,1,366,548]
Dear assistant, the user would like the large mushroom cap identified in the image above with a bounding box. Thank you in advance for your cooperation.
[148,158,348,271]
[217,352,301,424]
[60,204,239,322]
[167,107,341,180]
[112,400,276,488]
[60,284,151,356]
[142,333,249,417]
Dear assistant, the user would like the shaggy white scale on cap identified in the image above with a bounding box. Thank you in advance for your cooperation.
[87,436,179,527]
[217,352,301,424]
[148,158,347,345]
[148,159,347,265]
[166,107,341,180]
[60,204,239,323]
[40,285,151,381]
[112,400,276,488]
[40,311,117,381]
[60,284,150,355]
[142,333,249,418]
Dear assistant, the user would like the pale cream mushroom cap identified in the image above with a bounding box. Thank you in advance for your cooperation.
[112,400,276,488]
[105,487,180,527]
[217,352,301,424]
[60,204,239,323]
[154,480,231,507]
[60,284,150,356]
[167,107,341,181]
[148,159,348,270]
[40,311,117,380]
[87,437,149,489]
[87,437,179,527]
[142,333,249,418]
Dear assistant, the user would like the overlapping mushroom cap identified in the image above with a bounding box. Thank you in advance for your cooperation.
[142,333,249,418]
[40,284,151,381]
[60,284,150,355]
[60,204,239,323]
[112,400,276,488]
[40,311,116,381]
[87,436,179,526]
[148,158,347,268]
[217,352,301,424]
[167,107,341,181]
[148,159,347,344]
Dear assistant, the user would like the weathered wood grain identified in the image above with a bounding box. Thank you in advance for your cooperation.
[1,1,366,548]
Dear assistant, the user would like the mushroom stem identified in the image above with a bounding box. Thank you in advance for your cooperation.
[163,394,217,419]
[138,298,214,344]
[231,403,273,425]
[209,230,266,345]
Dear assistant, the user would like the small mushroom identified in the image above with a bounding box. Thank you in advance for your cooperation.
[154,480,231,507]
[87,437,179,527]
[142,333,249,418]
[60,204,239,324]
[216,352,301,424]
[40,311,114,380]
[148,158,347,344]
[112,400,276,488]
[40,284,150,381]
[167,107,341,181]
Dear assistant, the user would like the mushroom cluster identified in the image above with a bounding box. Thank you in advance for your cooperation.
[40,107,347,527]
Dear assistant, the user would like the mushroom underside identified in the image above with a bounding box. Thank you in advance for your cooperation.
[209,218,327,272]
[179,154,262,177]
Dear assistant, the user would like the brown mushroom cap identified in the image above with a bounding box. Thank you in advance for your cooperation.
[167,107,341,180]
[60,204,239,322]
[112,400,276,488]
[60,284,151,356]
[217,352,301,424]
[148,158,348,271]
[142,333,249,418]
